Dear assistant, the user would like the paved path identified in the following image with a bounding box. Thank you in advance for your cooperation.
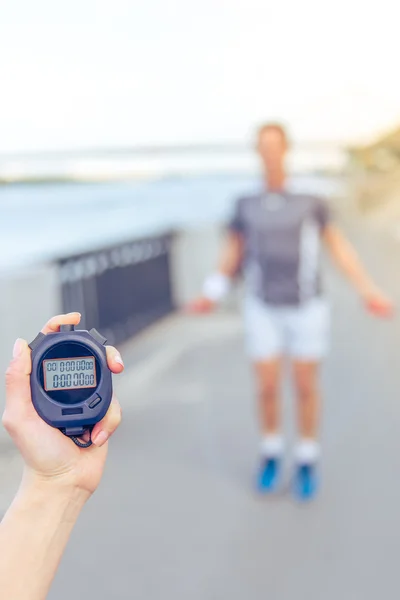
[2,218,400,600]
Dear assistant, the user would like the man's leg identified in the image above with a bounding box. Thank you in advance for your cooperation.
[288,299,330,500]
[243,296,285,491]
[291,360,322,500]
[254,359,285,491]
[292,360,320,442]
[254,359,283,436]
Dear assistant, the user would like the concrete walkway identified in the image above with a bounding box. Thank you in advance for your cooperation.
[2,219,400,599]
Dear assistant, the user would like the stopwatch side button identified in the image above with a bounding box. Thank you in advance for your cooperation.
[88,395,102,409]
[89,328,107,345]
[28,332,46,351]
[60,324,75,332]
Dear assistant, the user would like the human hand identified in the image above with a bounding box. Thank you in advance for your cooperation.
[2,313,123,497]
[362,287,395,318]
[185,297,217,314]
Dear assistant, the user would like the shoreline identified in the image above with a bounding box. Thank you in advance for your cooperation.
[0,167,344,187]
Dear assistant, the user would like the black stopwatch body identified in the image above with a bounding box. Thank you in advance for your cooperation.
[29,325,113,440]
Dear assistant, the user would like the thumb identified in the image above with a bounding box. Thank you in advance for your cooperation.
[5,339,32,410]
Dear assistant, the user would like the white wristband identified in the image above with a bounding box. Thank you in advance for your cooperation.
[202,272,231,302]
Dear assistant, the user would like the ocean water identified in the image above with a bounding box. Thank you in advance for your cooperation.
[0,173,344,272]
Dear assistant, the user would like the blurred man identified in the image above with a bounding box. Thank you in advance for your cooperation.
[189,123,393,501]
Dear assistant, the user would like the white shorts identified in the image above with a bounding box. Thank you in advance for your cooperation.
[243,295,330,361]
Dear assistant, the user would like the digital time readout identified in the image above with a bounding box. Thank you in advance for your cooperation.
[43,357,97,391]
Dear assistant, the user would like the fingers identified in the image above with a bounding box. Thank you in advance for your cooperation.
[366,299,395,319]
[185,298,215,314]
[41,312,81,334]
[106,346,124,374]
[4,339,32,423]
[91,396,122,447]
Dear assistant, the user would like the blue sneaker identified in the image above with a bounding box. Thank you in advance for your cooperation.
[293,463,319,501]
[257,457,281,493]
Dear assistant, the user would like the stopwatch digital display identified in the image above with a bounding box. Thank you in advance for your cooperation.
[43,357,97,391]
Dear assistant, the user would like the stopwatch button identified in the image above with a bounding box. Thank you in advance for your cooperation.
[60,324,75,332]
[89,328,107,345]
[28,332,46,351]
[89,395,102,409]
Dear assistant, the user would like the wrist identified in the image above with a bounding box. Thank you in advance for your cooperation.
[19,468,91,510]
[202,272,231,302]
[358,283,378,300]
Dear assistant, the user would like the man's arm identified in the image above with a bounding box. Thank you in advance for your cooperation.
[187,231,244,313]
[323,224,394,317]
[217,231,244,277]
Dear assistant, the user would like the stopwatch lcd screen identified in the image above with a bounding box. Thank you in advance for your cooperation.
[43,357,97,391]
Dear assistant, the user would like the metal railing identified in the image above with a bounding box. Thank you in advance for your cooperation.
[58,232,176,346]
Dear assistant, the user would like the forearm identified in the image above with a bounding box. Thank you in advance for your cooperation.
[217,258,237,279]
[0,472,88,600]
[199,233,243,304]
[324,226,378,296]
[216,232,243,278]
[331,243,377,295]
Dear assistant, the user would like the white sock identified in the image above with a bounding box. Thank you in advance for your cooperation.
[260,434,285,458]
[294,439,320,465]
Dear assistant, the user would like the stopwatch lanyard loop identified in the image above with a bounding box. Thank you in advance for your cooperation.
[68,428,93,448]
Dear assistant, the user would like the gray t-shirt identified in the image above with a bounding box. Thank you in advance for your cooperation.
[228,191,331,306]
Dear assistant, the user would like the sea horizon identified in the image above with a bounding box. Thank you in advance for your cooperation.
[0,144,346,185]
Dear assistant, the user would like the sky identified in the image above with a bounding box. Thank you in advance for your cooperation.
[1,0,400,153]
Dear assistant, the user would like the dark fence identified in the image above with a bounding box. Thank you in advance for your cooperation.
[58,232,176,346]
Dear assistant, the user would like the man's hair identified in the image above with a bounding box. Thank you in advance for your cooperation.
[257,122,289,144]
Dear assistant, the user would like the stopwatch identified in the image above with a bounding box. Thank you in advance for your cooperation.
[29,325,112,447]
